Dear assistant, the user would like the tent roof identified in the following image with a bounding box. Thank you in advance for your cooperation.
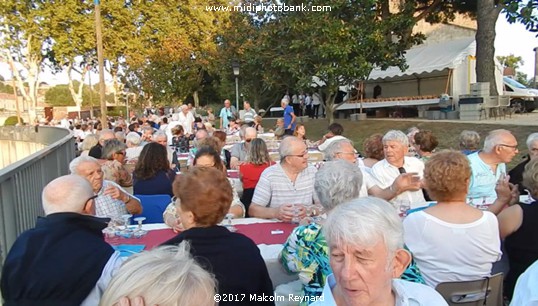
[368,37,475,81]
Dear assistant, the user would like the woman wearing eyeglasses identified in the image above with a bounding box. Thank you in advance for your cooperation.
[163,146,245,232]
[101,139,132,188]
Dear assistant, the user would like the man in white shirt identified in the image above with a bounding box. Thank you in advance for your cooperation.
[178,105,195,135]
[317,123,348,152]
[325,139,421,201]
[249,136,317,222]
[311,198,447,306]
[371,130,426,209]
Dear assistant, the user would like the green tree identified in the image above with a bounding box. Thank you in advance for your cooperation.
[260,0,423,122]
[497,54,524,70]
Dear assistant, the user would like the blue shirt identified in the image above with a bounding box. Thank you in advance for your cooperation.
[283,105,295,130]
[467,151,506,199]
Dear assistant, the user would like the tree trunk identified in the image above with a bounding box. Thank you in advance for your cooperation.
[323,90,337,124]
[476,0,502,96]
[5,43,40,124]
[193,91,199,108]
[67,63,87,119]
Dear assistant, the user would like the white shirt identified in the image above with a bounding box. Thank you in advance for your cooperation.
[510,259,538,306]
[312,93,322,105]
[252,164,317,208]
[371,157,426,209]
[81,252,124,306]
[311,274,448,306]
[403,210,502,288]
[178,111,195,135]
[318,135,348,152]
[359,167,382,198]
[165,120,181,145]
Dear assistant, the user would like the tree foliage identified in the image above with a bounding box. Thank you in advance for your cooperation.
[254,0,424,122]
[497,54,524,70]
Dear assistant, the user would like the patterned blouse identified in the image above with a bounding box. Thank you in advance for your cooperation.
[280,222,425,305]
[101,160,133,188]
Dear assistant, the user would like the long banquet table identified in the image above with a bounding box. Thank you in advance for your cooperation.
[106,218,300,288]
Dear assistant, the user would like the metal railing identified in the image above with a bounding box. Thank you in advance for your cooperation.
[0,126,75,270]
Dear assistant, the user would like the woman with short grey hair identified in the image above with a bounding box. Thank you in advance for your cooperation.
[79,134,98,157]
[101,139,132,187]
[459,130,481,155]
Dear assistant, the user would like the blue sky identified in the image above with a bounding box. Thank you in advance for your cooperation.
[1,12,538,86]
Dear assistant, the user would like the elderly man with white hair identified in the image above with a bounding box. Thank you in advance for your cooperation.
[178,104,195,135]
[282,98,297,135]
[325,139,421,201]
[153,131,180,171]
[468,129,519,200]
[311,197,447,306]
[249,136,317,221]
[371,130,426,209]
[0,175,123,305]
[230,126,258,169]
[70,155,142,219]
[509,132,538,193]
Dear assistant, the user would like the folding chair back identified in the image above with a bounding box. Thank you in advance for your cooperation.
[435,273,503,306]
[133,194,172,224]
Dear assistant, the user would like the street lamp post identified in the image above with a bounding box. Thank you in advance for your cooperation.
[232,61,240,112]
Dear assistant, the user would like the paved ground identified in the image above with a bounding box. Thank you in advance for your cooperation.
[368,111,538,126]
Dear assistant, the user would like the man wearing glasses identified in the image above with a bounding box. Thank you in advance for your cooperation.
[230,126,257,169]
[1,175,123,305]
[468,129,519,200]
[69,156,142,219]
[325,139,421,202]
[249,136,318,222]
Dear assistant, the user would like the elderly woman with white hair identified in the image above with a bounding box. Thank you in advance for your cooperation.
[311,198,447,306]
[125,132,143,164]
[101,139,133,188]
[79,134,98,157]
[99,243,216,306]
[280,161,424,305]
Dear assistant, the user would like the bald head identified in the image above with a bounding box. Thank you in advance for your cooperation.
[42,175,95,215]
[245,127,257,140]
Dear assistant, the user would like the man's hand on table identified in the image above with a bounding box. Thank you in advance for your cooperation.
[276,204,306,222]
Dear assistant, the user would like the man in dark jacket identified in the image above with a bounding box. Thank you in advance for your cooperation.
[1,175,122,306]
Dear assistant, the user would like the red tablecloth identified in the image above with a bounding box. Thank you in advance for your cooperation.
[106,222,297,249]
[227,170,239,179]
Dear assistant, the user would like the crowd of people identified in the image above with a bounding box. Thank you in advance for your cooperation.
[1,97,538,306]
